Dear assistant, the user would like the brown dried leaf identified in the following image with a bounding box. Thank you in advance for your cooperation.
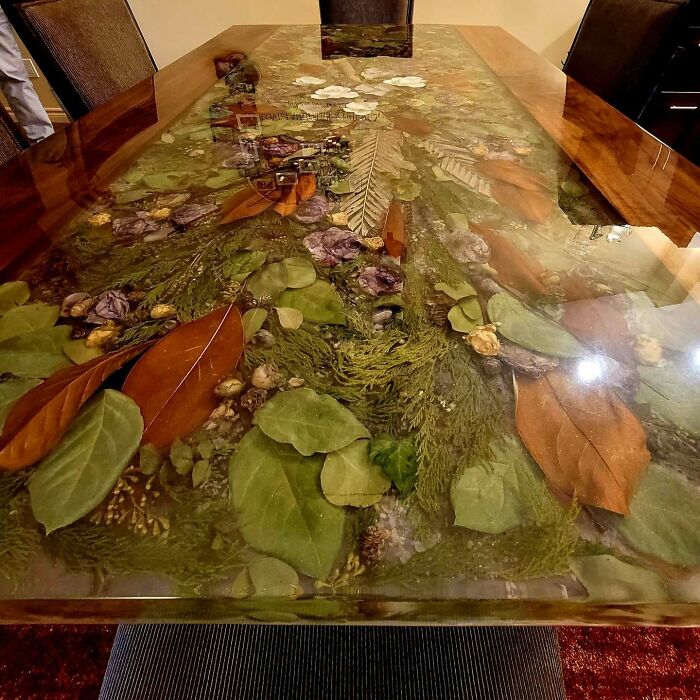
[490,181,554,224]
[382,199,406,259]
[122,305,244,450]
[515,369,650,514]
[393,113,433,136]
[0,344,148,471]
[220,182,280,224]
[273,174,317,216]
[470,222,547,295]
[476,159,549,192]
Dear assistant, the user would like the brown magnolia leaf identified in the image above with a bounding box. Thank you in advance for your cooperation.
[273,174,317,216]
[220,182,281,224]
[122,305,244,450]
[490,181,555,224]
[393,113,432,136]
[562,297,635,364]
[469,222,547,295]
[476,159,549,192]
[0,344,148,471]
[382,199,406,258]
[561,273,596,301]
[515,369,650,514]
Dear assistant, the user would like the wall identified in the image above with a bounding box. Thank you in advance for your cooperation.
[127,0,589,69]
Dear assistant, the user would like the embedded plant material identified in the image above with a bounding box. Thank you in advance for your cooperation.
[0,24,696,612]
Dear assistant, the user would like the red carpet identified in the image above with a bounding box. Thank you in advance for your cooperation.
[0,625,698,698]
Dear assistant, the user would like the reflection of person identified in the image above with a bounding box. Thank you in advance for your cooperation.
[0,9,53,143]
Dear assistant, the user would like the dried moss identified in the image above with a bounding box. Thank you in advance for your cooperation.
[0,491,39,588]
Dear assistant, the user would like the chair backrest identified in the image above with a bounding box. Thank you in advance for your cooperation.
[564,0,690,119]
[0,102,28,166]
[1,0,156,119]
[319,0,414,24]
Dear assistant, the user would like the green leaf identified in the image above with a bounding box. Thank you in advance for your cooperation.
[450,436,541,534]
[636,366,700,433]
[115,189,149,204]
[254,387,369,456]
[447,298,483,333]
[205,170,241,189]
[229,427,346,579]
[170,439,194,474]
[327,180,357,195]
[62,339,103,364]
[275,307,304,330]
[321,439,390,507]
[0,378,41,430]
[197,438,213,460]
[487,292,584,358]
[223,250,267,282]
[276,280,346,325]
[0,304,59,343]
[230,568,254,598]
[248,557,301,598]
[192,459,211,487]
[139,444,161,475]
[282,257,316,289]
[570,555,668,602]
[247,262,289,301]
[242,308,268,342]
[0,281,30,314]
[614,463,700,567]
[0,326,72,378]
[142,172,184,190]
[434,281,477,301]
[29,390,144,533]
[367,434,417,496]
[395,179,421,201]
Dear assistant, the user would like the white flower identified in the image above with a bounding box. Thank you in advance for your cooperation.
[311,85,359,100]
[354,82,395,96]
[342,100,379,116]
[383,76,427,88]
[293,75,326,86]
[361,67,391,80]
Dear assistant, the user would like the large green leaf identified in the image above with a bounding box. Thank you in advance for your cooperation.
[614,463,700,567]
[0,281,30,314]
[450,436,542,534]
[434,281,477,301]
[282,257,316,289]
[29,390,144,533]
[246,262,288,301]
[570,555,668,602]
[367,434,417,495]
[254,387,369,456]
[276,280,346,325]
[229,427,346,579]
[636,366,700,433]
[321,439,390,507]
[0,379,41,429]
[223,250,267,283]
[447,297,483,333]
[246,557,301,598]
[0,304,60,343]
[487,292,583,358]
[0,326,72,378]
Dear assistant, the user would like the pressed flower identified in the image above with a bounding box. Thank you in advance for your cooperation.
[294,75,326,86]
[354,82,394,97]
[86,290,130,324]
[342,100,379,116]
[383,76,427,88]
[311,85,360,100]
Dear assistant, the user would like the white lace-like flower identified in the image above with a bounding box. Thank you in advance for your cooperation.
[361,67,391,80]
[383,76,427,88]
[342,100,379,116]
[293,75,326,86]
[311,85,360,100]
[354,82,395,96]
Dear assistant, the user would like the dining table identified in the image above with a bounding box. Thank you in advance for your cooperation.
[0,23,698,626]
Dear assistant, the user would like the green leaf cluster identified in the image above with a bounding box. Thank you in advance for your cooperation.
[368,434,417,495]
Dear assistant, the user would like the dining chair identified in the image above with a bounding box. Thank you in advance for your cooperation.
[319,0,414,24]
[563,0,691,120]
[0,0,156,120]
[0,101,28,166]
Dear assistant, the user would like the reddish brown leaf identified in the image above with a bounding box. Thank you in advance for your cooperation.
[382,199,406,258]
[272,174,317,216]
[515,369,650,514]
[393,113,433,136]
[490,181,555,224]
[561,273,597,301]
[0,344,149,471]
[220,182,280,224]
[122,305,244,450]
[476,160,549,192]
[469,222,547,295]
[562,297,635,364]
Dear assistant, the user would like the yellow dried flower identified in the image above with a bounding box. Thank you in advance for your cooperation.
[465,324,500,356]
[150,207,172,220]
[86,324,120,348]
[150,303,177,319]
[329,212,349,226]
[362,236,385,252]
[88,212,112,227]
[513,146,532,156]
[470,144,489,158]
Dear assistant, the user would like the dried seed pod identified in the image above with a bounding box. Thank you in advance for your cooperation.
[240,388,268,413]
[88,212,112,227]
[215,377,246,398]
[288,377,305,388]
[85,323,120,348]
[359,525,390,567]
[251,363,284,389]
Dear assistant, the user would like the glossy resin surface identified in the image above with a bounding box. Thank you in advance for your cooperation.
[0,25,698,624]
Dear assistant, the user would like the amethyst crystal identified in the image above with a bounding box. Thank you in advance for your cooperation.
[303,227,362,266]
[293,195,331,224]
[357,265,404,296]
[170,203,217,227]
[113,212,159,237]
[86,290,130,324]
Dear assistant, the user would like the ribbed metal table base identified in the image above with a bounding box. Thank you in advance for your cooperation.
[99,625,566,700]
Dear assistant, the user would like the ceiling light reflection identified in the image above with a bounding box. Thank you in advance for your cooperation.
[576,356,605,383]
